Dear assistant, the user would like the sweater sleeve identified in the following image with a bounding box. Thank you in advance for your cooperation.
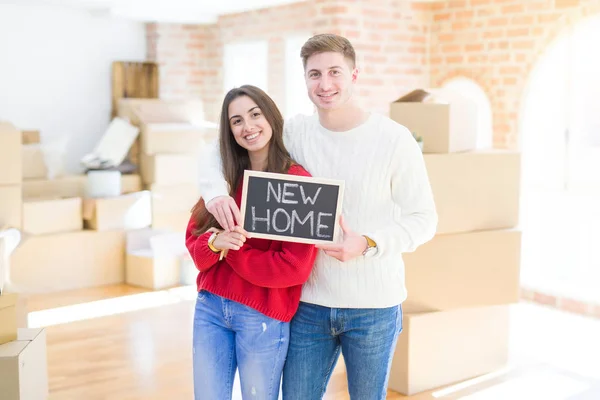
[185,218,221,272]
[367,125,438,257]
[197,138,229,204]
[225,241,317,289]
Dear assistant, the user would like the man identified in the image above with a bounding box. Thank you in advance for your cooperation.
[198,34,437,399]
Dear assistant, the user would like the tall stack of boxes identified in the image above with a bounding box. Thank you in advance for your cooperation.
[387,89,522,396]
[0,120,153,293]
[117,99,217,289]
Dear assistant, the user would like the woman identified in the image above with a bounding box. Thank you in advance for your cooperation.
[186,85,317,400]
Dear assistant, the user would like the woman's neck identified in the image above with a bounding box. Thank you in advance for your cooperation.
[249,148,268,171]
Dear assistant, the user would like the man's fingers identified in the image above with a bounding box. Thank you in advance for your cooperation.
[222,207,235,232]
[338,215,350,235]
[316,244,343,251]
[215,208,226,231]
[229,200,242,227]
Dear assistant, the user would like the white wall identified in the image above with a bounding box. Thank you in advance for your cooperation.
[0,4,147,173]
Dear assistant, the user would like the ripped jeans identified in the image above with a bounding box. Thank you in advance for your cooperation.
[192,290,290,400]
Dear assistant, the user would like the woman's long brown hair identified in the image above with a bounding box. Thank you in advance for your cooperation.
[191,85,295,236]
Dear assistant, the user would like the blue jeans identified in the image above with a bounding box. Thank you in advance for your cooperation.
[282,302,403,400]
[192,290,290,400]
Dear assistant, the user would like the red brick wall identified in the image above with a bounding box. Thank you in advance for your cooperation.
[146,0,429,122]
[147,0,600,149]
[430,0,600,149]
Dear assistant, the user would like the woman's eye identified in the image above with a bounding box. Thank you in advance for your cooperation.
[252,112,261,117]
[232,119,241,125]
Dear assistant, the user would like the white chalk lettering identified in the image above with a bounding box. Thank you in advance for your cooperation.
[267,182,281,203]
[316,212,333,239]
[291,210,314,235]
[272,208,291,233]
[251,207,270,232]
[282,183,299,204]
[300,186,322,205]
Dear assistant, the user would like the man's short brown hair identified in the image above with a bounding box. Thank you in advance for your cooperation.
[300,33,356,70]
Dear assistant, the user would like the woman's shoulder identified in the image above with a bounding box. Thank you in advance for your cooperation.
[287,163,312,177]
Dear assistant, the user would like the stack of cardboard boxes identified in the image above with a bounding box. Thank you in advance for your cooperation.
[387,89,522,396]
[0,121,150,293]
[117,99,217,289]
[1,230,48,399]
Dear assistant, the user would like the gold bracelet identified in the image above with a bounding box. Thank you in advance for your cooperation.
[207,232,221,253]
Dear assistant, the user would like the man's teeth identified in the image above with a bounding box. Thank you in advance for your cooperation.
[246,132,259,140]
[320,93,336,97]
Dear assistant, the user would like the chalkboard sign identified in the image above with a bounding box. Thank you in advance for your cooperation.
[240,170,345,245]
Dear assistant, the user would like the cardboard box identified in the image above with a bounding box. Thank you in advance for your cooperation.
[0,294,18,345]
[140,154,198,185]
[125,229,186,290]
[22,197,83,235]
[117,98,206,126]
[404,229,521,311]
[141,123,209,155]
[0,328,48,400]
[0,122,22,185]
[425,150,521,234]
[21,130,40,145]
[388,303,510,396]
[390,89,477,153]
[0,185,22,229]
[11,231,125,292]
[152,212,191,232]
[150,183,199,215]
[22,174,142,199]
[82,191,152,231]
[21,145,47,180]
[126,250,180,290]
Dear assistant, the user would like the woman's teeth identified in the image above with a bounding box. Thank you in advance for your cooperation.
[246,132,259,140]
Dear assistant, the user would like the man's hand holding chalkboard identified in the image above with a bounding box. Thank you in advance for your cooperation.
[207,196,242,232]
[316,215,369,262]
[212,226,250,251]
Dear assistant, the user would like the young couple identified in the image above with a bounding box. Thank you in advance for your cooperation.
[186,34,438,400]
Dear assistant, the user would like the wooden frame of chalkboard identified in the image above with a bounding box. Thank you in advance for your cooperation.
[239,170,345,245]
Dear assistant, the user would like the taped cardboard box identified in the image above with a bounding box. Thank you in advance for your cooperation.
[390,88,477,154]
[150,184,199,215]
[140,154,198,185]
[82,191,152,231]
[22,174,142,199]
[388,303,510,396]
[21,145,47,180]
[11,231,125,292]
[22,197,83,235]
[152,212,191,233]
[0,122,22,185]
[126,229,186,290]
[404,229,521,311]
[0,185,22,230]
[21,130,40,145]
[0,294,18,345]
[0,328,48,400]
[141,123,213,155]
[424,150,521,234]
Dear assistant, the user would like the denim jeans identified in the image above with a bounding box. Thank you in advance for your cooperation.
[192,290,290,400]
[282,302,403,400]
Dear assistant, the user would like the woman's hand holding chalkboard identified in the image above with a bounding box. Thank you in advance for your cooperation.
[212,226,250,251]
[316,215,368,262]
[206,196,242,232]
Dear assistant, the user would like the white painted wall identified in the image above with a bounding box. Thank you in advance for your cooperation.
[0,3,146,173]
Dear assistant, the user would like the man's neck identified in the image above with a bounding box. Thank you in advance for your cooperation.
[318,103,369,132]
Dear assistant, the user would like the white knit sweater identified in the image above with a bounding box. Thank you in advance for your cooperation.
[199,113,438,308]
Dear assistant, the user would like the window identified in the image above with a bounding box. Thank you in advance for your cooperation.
[442,77,493,150]
[284,35,314,118]
[223,40,268,93]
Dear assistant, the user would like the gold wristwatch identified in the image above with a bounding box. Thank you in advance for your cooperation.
[207,232,221,253]
[362,235,377,257]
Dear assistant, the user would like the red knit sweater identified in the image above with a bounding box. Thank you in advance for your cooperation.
[185,164,318,322]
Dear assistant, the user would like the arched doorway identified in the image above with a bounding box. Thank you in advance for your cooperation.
[519,16,600,303]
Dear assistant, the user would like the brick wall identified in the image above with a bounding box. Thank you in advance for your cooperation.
[430,0,600,149]
[147,0,600,148]
[146,0,429,122]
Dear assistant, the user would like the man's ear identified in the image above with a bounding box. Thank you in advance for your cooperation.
[351,68,359,83]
